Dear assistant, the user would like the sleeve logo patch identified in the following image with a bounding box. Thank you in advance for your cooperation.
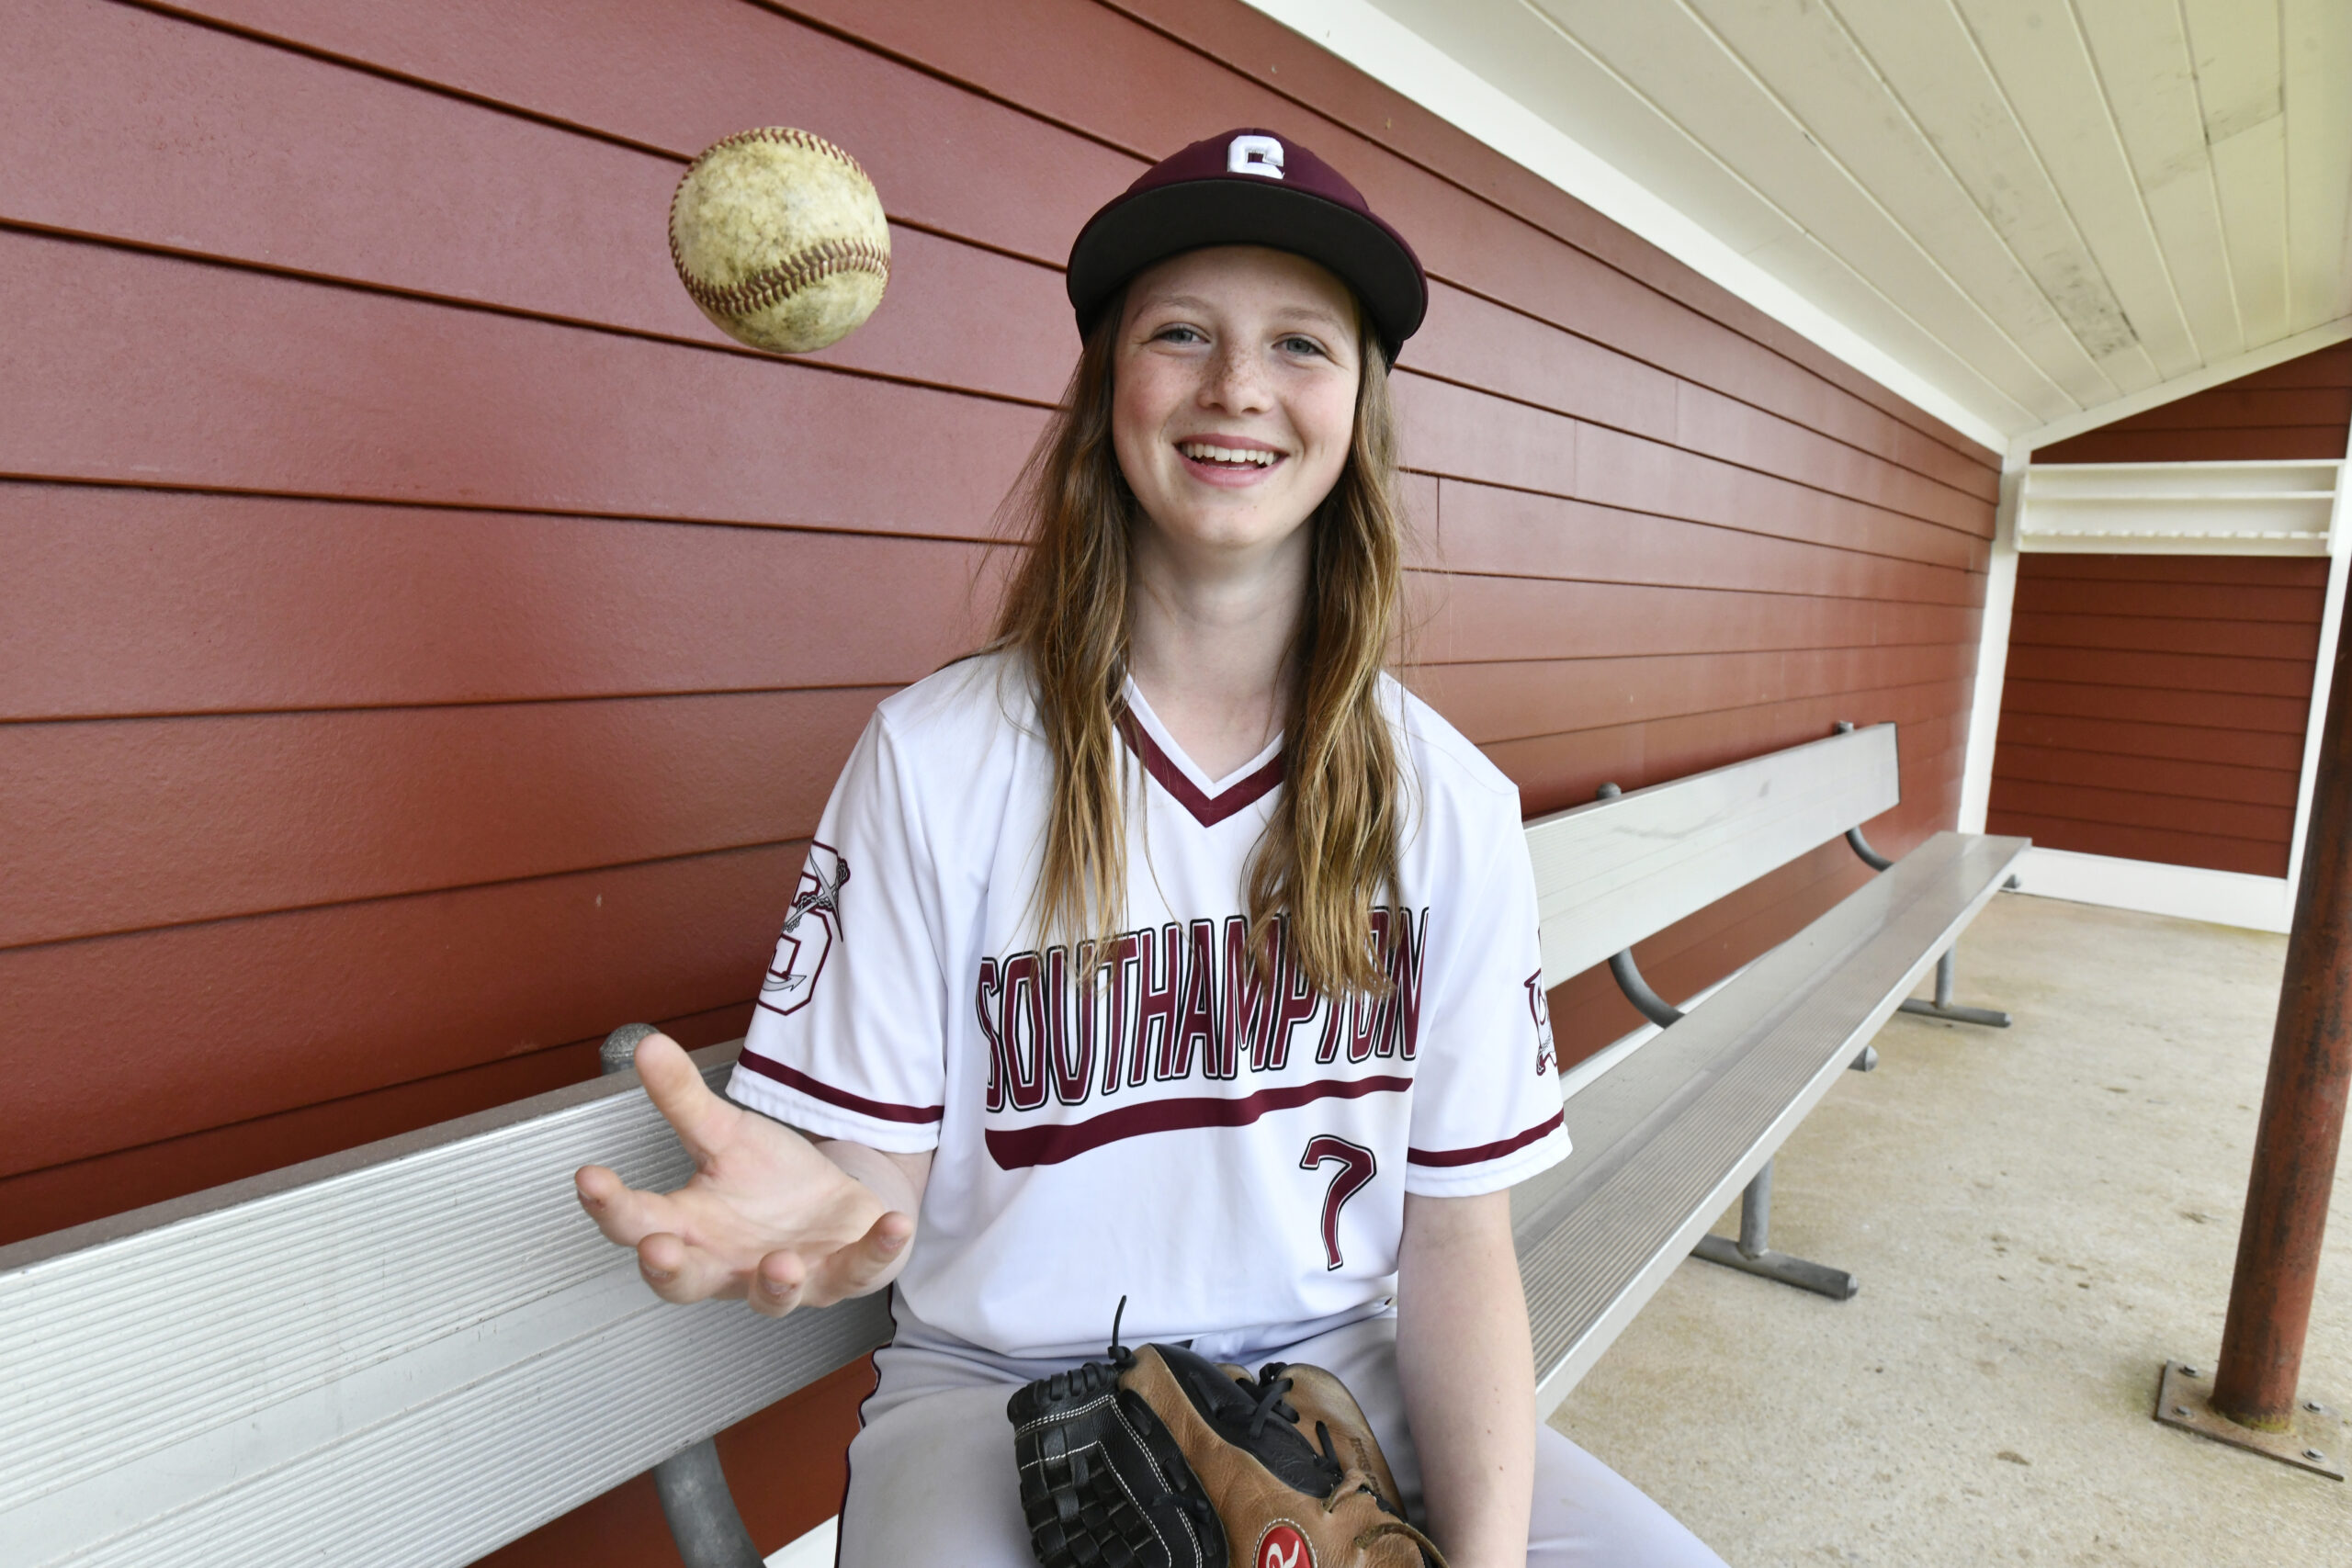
[758,841,849,1017]
[1525,968,1556,1078]
[1255,1521,1314,1568]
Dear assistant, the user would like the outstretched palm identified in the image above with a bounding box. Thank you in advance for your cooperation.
[574,1033,913,1315]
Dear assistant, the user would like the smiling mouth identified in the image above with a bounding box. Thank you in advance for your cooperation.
[1178,441,1283,469]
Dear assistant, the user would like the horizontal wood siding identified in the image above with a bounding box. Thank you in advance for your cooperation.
[2032,341,2352,463]
[1999,341,2350,881]
[1986,555,2327,877]
[1,3,1994,1557]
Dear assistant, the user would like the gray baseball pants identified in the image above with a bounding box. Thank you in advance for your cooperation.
[832,1310,1727,1567]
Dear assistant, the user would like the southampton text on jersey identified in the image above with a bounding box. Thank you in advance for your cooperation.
[975,908,1430,1114]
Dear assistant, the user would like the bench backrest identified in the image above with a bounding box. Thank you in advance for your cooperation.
[1,723,1901,1568]
[1525,723,1899,987]
[0,1049,888,1568]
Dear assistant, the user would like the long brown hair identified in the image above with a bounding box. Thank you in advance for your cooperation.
[989,285,1409,997]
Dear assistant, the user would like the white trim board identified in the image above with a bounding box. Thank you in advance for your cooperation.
[2008,848,2290,934]
[1235,0,2008,452]
[2014,459,2343,554]
[1958,449,2026,833]
[2287,418,2352,896]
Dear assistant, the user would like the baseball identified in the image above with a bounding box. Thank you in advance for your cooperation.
[668,127,891,355]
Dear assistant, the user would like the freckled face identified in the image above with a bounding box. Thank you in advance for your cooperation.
[1111,246,1363,561]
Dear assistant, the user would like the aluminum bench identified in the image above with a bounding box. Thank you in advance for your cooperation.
[0,722,2022,1567]
[1510,720,2025,1408]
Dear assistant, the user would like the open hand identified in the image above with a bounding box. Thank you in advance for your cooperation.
[574,1032,915,1315]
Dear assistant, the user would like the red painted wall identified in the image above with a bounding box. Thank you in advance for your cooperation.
[1992,342,2352,879]
[2033,341,2352,464]
[1988,555,2326,877]
[1,2,1996,1559]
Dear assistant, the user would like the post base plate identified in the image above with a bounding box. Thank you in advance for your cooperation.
[2154,1360,2345,1481]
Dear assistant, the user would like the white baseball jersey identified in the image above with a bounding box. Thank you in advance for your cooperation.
[728,651,1567,1359]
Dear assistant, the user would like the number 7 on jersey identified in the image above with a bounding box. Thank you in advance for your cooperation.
[1299,1134,1376,1270]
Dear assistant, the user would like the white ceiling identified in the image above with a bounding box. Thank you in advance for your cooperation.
[1255,0,2352,450]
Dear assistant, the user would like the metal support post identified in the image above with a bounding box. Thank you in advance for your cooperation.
[2153,570,2352,1478]
[602,1024,769,1566]
[1896,949,2012,1029]
[2216,803,2352,1434]
[1690,1160,1858,1301]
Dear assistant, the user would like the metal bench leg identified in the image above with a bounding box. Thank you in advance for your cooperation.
[652,1437,765,1568]
[1896,950,2012,1028]
[1690,1161,1859,1300]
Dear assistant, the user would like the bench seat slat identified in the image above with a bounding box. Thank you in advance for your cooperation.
[1526,724,1901,989]
[0,1051,890,1568]
[1512,831,2028,1413]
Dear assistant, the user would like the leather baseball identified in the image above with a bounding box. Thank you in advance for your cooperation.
[668,128,891,355]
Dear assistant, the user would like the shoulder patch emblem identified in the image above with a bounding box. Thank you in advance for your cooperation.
[758,842,849,1016]
[1525,969,1556,1078]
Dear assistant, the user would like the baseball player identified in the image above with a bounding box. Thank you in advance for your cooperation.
[578,129,1726,1568]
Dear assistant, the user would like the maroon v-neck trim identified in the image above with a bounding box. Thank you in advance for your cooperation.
[1117,709,1284,827]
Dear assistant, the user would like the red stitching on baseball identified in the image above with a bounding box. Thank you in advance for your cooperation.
[693,125,871,186]
[676,236,892,317]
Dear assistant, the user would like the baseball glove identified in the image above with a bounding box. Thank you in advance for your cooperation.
[1007,1316,1444,1568]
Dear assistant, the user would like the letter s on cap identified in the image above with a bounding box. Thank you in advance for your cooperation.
[1227,134,1285,179]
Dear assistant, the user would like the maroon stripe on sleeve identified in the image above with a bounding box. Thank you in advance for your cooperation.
[1117,711,1283,827]
[736,1050,944,1123]
[987,1075,1412,1168]
[1407,1110,1565,1168]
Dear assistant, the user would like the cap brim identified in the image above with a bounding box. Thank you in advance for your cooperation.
[1066,179,1425,362]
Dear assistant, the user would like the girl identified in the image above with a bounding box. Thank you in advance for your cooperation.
[578,129,1724,1568]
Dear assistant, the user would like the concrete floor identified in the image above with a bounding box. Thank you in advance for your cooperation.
[1551,891,2352,1567]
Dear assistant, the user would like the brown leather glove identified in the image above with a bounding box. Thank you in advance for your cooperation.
[1010,1333,1443,1568]
[1219,1359,1407,1525]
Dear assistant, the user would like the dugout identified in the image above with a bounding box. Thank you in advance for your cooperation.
[4,2,2348,1563]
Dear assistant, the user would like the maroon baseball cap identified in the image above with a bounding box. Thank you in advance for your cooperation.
[1066,129,1427,363]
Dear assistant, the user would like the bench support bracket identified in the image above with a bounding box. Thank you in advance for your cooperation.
[1896,950,2012,1029]
[1825,737,2015,1032]
[1593,784,1693,1032]
[1690,1161,1858,1301]
[1606,947,1684,1029]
